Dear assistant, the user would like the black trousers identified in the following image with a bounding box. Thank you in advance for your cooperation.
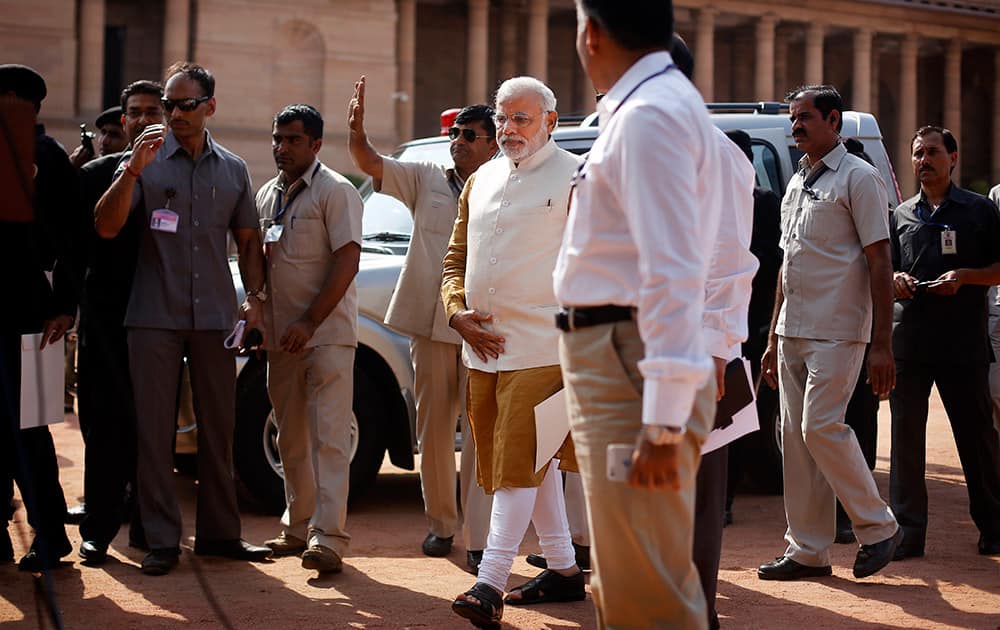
[77,312,142,546]
[0,333,69,554]
[889,359,1000,547]
[838,353,878,528]
[694,445,727,630]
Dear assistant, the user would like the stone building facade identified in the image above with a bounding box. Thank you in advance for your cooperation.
[3,0,999,195]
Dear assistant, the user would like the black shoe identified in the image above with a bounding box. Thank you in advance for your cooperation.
[141,548,180,576]
[978,536,1000,556]
[504,569,586,606]
[421,533,453,557]
[834,526,856,544]
[193,538,272,561]
[892,544,924,561]
[79,540,108,565]
[757,556,832,581]
[854,528,903,578]
[466,549,483,575]
[18,536,72,572]
[65,503,87,525]
[525,543,591,572]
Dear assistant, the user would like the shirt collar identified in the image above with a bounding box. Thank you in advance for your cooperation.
[278,157,320,191]
[506,136,557,171]
[798,141,848,174]
[162,128,216,160]
[917,182,958,208]
[596,51,674,131]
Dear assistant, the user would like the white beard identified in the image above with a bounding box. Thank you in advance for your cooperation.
[500,123,549,162]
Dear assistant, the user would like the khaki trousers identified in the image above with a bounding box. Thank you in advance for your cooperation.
[560,320,713,630]
[410,335,492,549]
[564,471,590,546]
[267,344,353,557]
[778,336,897,566]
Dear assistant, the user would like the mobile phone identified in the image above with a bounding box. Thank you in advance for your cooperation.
[79,123,95,154]
[606,443,634,482]
[915,279,957,288]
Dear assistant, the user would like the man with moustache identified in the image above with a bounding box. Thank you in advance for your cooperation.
[74,80,164,563]
[257,104,363,574]
[69,106,129,169]
[348,78,495,571]
[758,85,901,582]
[445,76,585,629]
[889,126,1000,558]
[94,62,270,575]
[555,4,722,626]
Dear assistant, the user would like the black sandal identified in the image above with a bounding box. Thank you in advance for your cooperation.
[504,569,586,606]
[452,582,503,629]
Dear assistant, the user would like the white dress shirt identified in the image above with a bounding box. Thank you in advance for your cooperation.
[703,127,758,361]
[553,51,723,429]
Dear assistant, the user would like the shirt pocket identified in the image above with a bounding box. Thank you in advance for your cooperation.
[801,199,850,243]
[421,191,458,235]
[282,216,328,261]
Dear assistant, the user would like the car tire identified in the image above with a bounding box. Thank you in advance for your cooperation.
[233,355,386,513]
[729,384,783,494]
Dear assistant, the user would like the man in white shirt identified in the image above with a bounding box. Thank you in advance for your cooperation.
[554,3,722,628]
[444,77,585,629]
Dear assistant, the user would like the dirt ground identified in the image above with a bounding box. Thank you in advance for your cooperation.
[2,389,999,629]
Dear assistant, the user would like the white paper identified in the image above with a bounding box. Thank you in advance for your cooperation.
[20,334,65,429]
[534,389,569,473]
[701,357,758,455]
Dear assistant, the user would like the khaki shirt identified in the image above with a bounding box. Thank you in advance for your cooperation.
[777,142,889,342]
[256,160,363,348]
[442,139,582,372]
[378,158,463,344]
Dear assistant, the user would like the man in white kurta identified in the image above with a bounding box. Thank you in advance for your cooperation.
[443,77,585,628]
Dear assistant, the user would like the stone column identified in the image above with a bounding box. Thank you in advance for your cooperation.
[755,15,777,101]
[78,0,105,115]
[944,38,962,181]
[805,22,825,85]
[897,33,919,197]
[396,0,416,142]
[526,0,548,81]
[163,0,191,68]
[871,42,881,119]
[994,49,1000,185]
[499,0,518,80]
[775,30,789,100]
[695,8,716,101]
[467,0,489,103]
[852,28,872,112]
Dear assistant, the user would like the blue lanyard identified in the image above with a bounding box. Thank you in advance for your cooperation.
[274,161,321,224]
[915,201,951,231]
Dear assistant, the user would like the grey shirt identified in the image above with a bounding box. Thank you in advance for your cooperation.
[121,130,258,330]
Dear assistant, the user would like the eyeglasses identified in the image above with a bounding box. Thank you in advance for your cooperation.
[492,112,546,129]
[448,127,490,143]
[161,96,210,112]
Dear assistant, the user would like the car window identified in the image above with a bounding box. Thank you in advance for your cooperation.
[361,141,454,238]
[751,140,783,195]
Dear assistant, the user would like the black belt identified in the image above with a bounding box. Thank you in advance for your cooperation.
[555,305,634,332]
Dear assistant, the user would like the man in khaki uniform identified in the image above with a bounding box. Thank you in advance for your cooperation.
[348,78,496,571]
[257,104,363,574]
[758,85,901,581]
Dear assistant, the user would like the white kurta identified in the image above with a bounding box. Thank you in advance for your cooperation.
[463,138,583,373]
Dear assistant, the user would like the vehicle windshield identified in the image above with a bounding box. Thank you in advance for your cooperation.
[361,140,453,240]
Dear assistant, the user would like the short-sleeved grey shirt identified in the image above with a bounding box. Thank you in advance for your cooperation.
[122,130,258,330]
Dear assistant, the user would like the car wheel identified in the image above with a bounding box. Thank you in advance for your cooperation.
[348,363,387,503]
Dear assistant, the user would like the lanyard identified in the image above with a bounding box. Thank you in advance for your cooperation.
[274,161,321,224]
[915,201,951,231]
[608,64,676,120]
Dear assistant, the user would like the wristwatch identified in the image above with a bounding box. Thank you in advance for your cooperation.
[641,424,685,446]
[246,289,268,303]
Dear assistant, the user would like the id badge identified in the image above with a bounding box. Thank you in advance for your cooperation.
[941,229,957,255]
[264,224,284,243]
[150,208,179,233]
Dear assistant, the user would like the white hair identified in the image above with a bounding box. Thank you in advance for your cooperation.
[495,76,557,112]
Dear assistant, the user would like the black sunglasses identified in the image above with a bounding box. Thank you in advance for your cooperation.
[448,127,490,143]
[161,96,210,112]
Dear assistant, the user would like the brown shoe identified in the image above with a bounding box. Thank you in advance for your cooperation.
[263,533,307,557]
[301,544,342,573]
